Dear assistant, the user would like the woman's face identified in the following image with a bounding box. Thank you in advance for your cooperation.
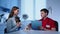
[14,9,19,15]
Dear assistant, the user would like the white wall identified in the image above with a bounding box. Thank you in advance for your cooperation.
[46,0,60,31]
[21,0,46,20]
[34,0,46,20]
[21,0,34,20]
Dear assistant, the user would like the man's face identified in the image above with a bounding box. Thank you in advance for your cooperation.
[41,11,47,18]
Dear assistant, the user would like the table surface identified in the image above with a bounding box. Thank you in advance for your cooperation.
[5,30,60,34]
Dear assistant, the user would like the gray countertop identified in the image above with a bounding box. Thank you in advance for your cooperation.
[5,30,60,34]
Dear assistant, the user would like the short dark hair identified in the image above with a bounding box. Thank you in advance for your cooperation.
[40,8,49,15]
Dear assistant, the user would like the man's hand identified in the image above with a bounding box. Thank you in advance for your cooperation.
[51,28,56,31]
[38,26,44,30]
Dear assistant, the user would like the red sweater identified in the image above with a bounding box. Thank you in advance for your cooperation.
[39,17,56,30]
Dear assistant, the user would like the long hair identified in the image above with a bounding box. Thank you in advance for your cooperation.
[8,6,19,19]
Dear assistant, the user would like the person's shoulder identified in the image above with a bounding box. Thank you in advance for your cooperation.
[7,17,14,21]
[9,18,13,20]
[38,19,43,21]
[47,17,55,22]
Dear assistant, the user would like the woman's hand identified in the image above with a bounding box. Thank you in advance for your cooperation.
[16,22,21,27]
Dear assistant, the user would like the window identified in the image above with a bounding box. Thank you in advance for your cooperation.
[21,0,46,20]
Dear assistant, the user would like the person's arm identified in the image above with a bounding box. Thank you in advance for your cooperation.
[51,28,56,31]
[38,26,44,30]
[9,19,20,32]
[7,18,18,32]
[25,23,32,30]
[45,21,56,31]
[38,26,56,31]
[43,27,56,31]
[51,22,56,31]
[38,24,56,31]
